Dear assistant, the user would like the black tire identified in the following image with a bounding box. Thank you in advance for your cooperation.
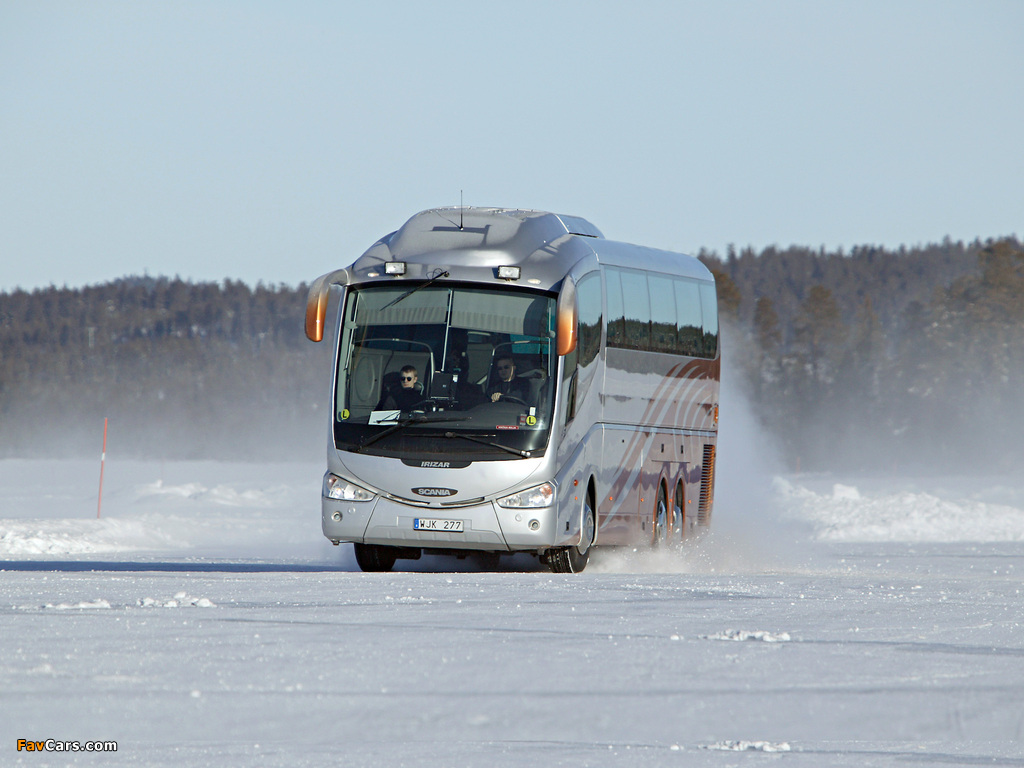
[354,543,397,572]
[548,493,595,574]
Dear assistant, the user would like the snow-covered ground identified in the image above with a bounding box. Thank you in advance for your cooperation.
[3,456,1024,766]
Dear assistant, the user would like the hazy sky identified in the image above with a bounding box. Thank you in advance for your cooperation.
[2,1,1021,292]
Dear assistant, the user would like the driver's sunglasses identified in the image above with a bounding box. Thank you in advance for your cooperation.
[401,375,415,381]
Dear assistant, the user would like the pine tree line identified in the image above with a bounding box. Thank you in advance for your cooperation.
[0,277,332,460]
[703,237,1024,472]
[2,236,1021,469]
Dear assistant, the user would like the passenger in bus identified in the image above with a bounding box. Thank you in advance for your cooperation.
[487,355,531,403]
[381,365,424,411]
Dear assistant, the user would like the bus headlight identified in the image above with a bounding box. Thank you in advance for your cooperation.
[496,483,554,509]
[323,473,375,502]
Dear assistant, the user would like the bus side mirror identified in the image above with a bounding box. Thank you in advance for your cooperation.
[304,269,350,342]
[556,278,578,356]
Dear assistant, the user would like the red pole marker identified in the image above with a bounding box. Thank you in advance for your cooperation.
[97,417,108,519]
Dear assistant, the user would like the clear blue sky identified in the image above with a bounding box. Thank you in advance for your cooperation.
[2,1,1021,292]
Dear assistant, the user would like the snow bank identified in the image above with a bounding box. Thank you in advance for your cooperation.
[0,518,177,556]
[0,459,327,561]
[776,477,1024,542]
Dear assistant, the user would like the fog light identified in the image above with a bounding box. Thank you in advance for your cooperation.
[529,519,540,531]
[385,261,406,275]
[332,511,343,522]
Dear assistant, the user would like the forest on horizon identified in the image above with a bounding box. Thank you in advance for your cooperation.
[1,235,1021,472]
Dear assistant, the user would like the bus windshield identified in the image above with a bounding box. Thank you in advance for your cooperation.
[333,282,558,460]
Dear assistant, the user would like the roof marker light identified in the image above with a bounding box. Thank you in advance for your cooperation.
[497,265,521,280]
[385,262,407,275]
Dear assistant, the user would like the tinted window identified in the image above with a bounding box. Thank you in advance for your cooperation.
[674,278,703,357]
[648,273,677,354]
[699,282,719,358]
[605,267,718,359]
[576,273,602,368]
[618,268,650,351]
[605,268,625,348]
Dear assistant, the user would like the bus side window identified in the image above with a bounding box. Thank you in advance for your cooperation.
[576,274,602,368]
[619,268,651,352]
[605,267,626,348]
[699,282,719,358]
[648,273,676,354]
[568,272,603,420]
[674,278,703,357]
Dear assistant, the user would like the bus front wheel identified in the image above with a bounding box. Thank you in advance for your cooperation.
[548,493,595,574]
[354,543,397,572]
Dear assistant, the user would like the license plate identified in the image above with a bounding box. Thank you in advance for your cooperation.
[413,517,464,533]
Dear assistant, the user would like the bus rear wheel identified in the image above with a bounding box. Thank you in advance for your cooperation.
[548,493,595,574]
[354,543,397,572]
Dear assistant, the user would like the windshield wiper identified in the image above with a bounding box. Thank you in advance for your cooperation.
[354,413,469,451]
[442,431,533,459]
[381,269,450,310]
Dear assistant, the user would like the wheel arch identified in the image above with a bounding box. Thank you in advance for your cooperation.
[586,475,598,546]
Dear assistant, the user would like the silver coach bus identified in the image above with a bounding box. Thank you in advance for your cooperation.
[305,207,720,573]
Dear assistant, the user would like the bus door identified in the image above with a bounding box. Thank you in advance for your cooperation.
[598,425,636,544]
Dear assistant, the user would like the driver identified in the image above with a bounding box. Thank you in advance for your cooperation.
[382,365,423,411]
[486,355,530,403]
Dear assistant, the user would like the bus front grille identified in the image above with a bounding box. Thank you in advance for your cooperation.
[382,493,487,509]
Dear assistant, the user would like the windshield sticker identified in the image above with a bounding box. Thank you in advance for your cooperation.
[495,425,520,430]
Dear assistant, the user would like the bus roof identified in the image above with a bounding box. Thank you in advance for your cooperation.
[346,207,713,291]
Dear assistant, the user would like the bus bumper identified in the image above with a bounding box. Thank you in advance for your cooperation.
[321,496,559,552]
